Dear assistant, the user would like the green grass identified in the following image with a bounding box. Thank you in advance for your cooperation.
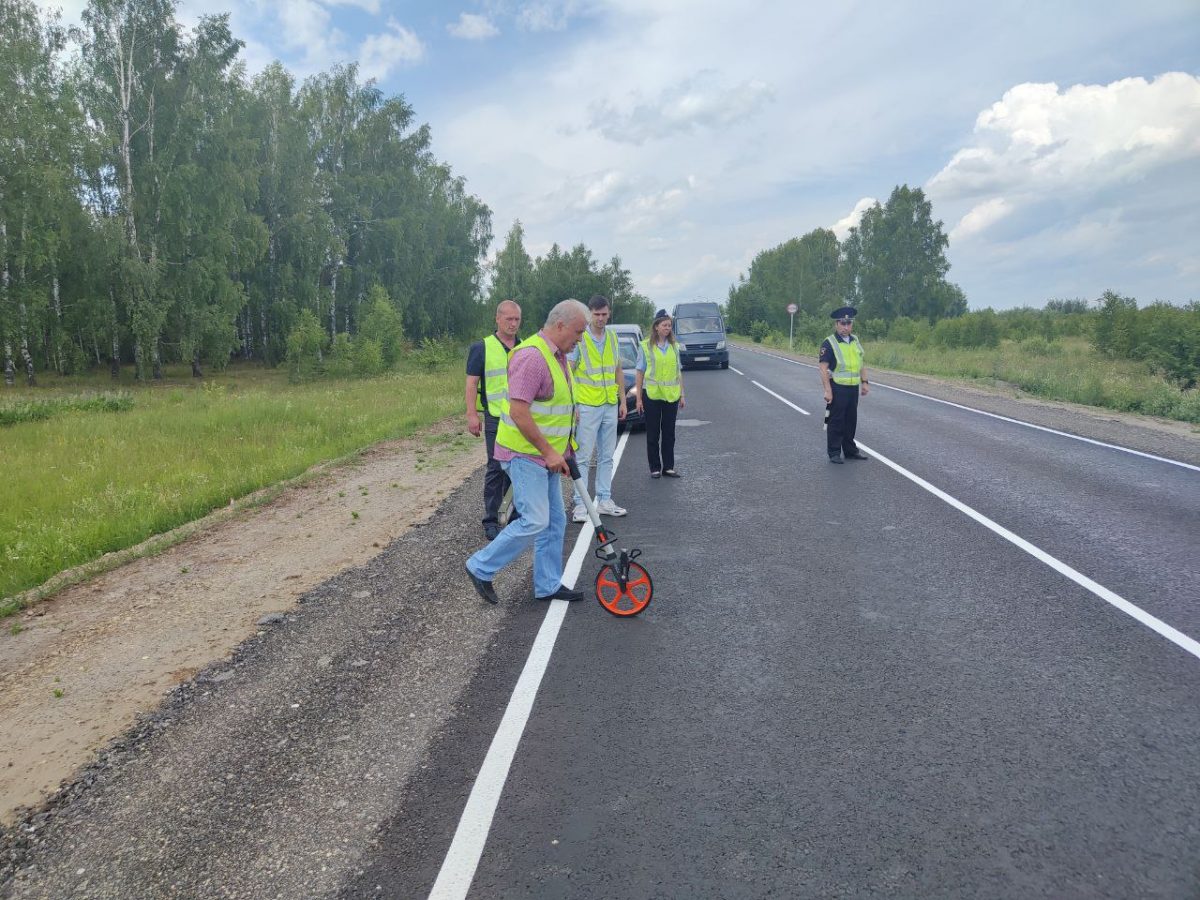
[0,391,134,426]
[0,361,464,608]
[736,334,1200,425]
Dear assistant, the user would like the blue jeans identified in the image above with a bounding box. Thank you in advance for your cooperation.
[572,403,618,508]
[466,457,566,597]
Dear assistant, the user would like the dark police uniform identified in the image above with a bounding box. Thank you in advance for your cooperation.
[819,307,869,463]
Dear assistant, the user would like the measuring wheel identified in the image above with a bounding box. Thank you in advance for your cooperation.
[595,552,653,617]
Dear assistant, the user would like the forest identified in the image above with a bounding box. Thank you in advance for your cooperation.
[0,0,649,387]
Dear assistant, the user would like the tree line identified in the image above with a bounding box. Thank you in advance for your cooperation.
[1,0,648,388]
[728,186,1198,389]
[726,185,967,337]
[2,0,498,385]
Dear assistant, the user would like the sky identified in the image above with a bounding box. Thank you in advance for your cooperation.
[39,0,1200,311]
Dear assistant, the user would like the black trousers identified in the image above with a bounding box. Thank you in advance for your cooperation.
[827,383,860,457]
[482,416,511,525]
[644,397,679,473]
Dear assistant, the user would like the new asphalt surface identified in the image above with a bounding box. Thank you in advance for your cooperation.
[357,347,1200,898]
[5,346,1199,899]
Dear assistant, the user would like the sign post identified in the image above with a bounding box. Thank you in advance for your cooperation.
[786,303,798,349]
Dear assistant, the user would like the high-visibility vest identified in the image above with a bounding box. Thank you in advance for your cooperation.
[476,334,515,417]
[573,329,619,405]
[496,334,577,455]
[826,334,864,386]
[641,339,681,402]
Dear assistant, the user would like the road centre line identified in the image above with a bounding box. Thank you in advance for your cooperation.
[429,432,631,900]
[739,345,1200,473]
[749,381,1200,662]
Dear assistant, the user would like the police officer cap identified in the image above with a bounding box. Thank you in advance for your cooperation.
[830,306,858,323]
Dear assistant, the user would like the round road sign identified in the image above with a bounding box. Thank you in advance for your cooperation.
[786,303,798,314]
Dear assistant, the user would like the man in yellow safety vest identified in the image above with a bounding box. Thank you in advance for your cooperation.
[465,299,522,539]
[818,305,871,463]
[465,299,589,605]
[567,294,628,523]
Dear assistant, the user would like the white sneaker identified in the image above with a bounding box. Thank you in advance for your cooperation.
[596,499,627,517]
[571,507,588,524]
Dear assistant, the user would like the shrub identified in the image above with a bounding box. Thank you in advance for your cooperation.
[749,320,770,343]
[324,333,356,378]
[285,310,325,382]
[358,286,405,368]
[354,338,385,377]
[411,336,459,371]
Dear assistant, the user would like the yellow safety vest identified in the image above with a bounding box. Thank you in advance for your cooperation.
[642,340,681,402]
[496,335,577,455]
[573,329,619,405]
[827,334,864,386]
[476,334,514,417]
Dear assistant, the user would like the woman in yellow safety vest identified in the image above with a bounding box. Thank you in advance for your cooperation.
[635,309,686,478]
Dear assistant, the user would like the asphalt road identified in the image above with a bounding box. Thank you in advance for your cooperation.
[5,347,1198,899]
[357,347,1200,899]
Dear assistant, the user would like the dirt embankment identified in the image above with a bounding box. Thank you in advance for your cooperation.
[0,419,487,824]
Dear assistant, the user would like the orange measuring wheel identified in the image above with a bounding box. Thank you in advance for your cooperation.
[595,559,653,617]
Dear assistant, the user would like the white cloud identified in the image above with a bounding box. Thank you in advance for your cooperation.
[516,1,582,32]
[591,72,775,144]
[831,198,877,240]
[950,197,1012,241]
[928,73,1200,201]
[574,170,626,212]
[358,19,425,82]
[275,0,345,73]
[448,13,500,40]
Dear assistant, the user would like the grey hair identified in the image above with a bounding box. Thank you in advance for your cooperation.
[545,298,589,328]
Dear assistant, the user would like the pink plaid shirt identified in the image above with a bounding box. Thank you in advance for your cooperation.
[494,330,575,467]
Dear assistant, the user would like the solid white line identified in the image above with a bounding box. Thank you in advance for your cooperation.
[751,381,810,415]
[857,441,1200,662]
[428,431,630,900]
[735,344,1199,472]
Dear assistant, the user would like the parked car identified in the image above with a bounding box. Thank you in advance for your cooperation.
[671,301,729,369]
[610,323,644,432]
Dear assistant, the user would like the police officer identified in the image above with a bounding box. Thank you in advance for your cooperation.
[465,299,521,540]
[818,306,870,463]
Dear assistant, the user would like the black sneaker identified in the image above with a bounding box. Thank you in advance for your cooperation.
[465,564,499,605]
[828,455,844,464]
[844,451,869,461]
[483,522,500,541]
[535,584,586,602]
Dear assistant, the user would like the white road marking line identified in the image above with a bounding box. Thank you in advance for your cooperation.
[429,432,631,900]
[736,344,1199,472]
[751,381,810,415]
[749,365,1199,660]
[857,441,1200,662]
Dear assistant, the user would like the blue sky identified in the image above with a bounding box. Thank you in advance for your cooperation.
[43,0,1200,311]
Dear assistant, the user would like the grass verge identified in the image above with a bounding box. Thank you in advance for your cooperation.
[1,361,464,610]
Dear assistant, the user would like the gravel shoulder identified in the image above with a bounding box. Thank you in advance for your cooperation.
[0,418,485,826]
